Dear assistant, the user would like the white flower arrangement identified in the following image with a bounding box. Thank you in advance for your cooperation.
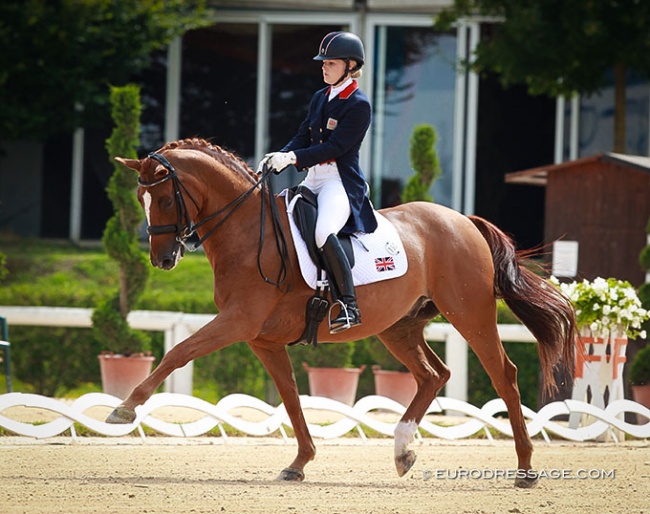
[550,276,649,340]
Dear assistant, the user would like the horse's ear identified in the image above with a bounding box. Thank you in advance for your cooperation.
[115,156,141,172]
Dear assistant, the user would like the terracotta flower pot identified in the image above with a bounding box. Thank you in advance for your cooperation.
[372,365,418,406]
[98,352,155,400]
[302,363,365,406]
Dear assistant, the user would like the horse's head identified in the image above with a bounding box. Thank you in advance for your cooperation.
[116,153,198,271]
[117,139,260,272]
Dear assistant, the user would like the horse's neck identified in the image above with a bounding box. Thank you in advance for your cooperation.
[196,174,262,261]
[199,191,289,299]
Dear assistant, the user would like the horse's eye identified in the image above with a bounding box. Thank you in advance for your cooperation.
[159,196,174,211]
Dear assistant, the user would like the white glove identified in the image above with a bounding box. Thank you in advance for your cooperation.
[266,151,296,173]
[256,154,271,174]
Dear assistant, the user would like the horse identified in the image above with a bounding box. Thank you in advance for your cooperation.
[107,138,577,488]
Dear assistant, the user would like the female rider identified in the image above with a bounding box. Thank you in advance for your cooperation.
[260,31,377,333]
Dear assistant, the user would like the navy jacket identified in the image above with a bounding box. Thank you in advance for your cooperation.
[282,80,378,235]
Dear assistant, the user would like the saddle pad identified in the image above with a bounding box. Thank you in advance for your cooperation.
[285,193,408,290]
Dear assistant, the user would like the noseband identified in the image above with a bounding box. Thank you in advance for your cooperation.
[140,151,292,291]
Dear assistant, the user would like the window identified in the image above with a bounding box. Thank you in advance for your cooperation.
[181,24,259,163]
[371,26,457,208]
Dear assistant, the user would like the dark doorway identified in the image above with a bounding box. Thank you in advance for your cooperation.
[474,72,554,250]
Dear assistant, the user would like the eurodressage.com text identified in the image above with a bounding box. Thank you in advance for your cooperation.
[422,468,616,481]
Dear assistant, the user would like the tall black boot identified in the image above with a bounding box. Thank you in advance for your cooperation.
[320,234,361,333]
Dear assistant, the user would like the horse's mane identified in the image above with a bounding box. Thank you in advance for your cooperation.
[156,138,257,184]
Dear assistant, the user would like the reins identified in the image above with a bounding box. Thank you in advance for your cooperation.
[257,164,293,292]
[141,151,293,292]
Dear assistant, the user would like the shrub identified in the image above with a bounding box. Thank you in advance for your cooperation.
[92,84,151,355]
[7,326,102,396]
[401,124,442,203]
[630,345,650,386]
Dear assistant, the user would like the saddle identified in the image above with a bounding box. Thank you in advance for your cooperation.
[287,185,355,269]
[286,185,354,347]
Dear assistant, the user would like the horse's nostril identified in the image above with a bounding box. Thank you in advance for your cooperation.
[160,258,175,270]
[151,255,174,270]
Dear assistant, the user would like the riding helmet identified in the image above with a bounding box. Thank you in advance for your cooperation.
[313,31,365,69]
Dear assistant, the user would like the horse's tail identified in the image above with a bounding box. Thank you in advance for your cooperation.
[468,215,577,395]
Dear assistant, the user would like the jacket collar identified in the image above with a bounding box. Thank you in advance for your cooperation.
[325,80,359,100]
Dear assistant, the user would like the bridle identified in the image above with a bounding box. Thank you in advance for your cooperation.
[141,152,258,251]
[139,151,293,291]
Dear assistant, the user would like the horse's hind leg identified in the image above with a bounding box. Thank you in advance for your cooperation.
[444,304,538,488]
[377,309,451,477]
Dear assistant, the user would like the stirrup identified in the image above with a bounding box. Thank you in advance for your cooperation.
[328,300,361,334]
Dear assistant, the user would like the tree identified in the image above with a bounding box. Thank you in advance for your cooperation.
[0,0,213,142]
[401,124,442,203]
[91,84,149,356]
[435,0,650,153]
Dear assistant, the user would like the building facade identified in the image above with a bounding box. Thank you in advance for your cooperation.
[1,1,648,250]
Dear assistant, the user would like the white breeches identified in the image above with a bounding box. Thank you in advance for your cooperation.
[301,163,351,248]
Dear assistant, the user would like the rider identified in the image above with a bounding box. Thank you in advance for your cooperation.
[259,31,378,333]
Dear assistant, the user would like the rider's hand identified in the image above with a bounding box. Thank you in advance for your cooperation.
[267,151,296,174]
[256,154,272,175]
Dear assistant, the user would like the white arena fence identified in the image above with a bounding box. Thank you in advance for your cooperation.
[0,306,534,399]
[0,392,648,442]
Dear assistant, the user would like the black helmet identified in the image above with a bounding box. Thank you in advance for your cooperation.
[313,31,365,69]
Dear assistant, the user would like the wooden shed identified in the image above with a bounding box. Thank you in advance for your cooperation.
[505,153,650,286]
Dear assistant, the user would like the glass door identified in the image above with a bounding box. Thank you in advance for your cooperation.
[369,24,458,208]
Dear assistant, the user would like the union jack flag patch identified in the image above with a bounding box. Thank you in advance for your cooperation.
[375,256,395,272]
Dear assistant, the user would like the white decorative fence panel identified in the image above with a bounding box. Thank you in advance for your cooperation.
[1,392,648,442]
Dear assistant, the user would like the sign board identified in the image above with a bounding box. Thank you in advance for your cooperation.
[552,240,579,277]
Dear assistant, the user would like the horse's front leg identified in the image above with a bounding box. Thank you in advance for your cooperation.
[248,340,316,482]
[106,313,252,423]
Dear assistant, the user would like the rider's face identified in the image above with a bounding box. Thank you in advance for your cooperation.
[322,59,349,85]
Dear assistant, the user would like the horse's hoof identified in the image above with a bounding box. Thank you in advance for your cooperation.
[515,472,539,489]
[276,467,305,482]
[106,406,136,424]
[395,450,417,477]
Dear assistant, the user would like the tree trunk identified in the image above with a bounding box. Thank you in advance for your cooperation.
[613,63,626,153]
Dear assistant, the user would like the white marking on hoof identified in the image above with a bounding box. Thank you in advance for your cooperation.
[394,420,418,458]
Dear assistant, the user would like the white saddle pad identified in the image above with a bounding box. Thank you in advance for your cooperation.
[285,193,408,290]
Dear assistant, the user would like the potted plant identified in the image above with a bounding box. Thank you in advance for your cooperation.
[550,276,649,341]
[92,84,153,399]
[289,342,365,406]
[550,276,649,410]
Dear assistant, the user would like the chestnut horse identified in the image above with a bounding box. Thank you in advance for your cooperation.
[108,138,576,488]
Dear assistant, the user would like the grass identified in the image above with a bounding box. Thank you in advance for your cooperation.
[0,235,216,312]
